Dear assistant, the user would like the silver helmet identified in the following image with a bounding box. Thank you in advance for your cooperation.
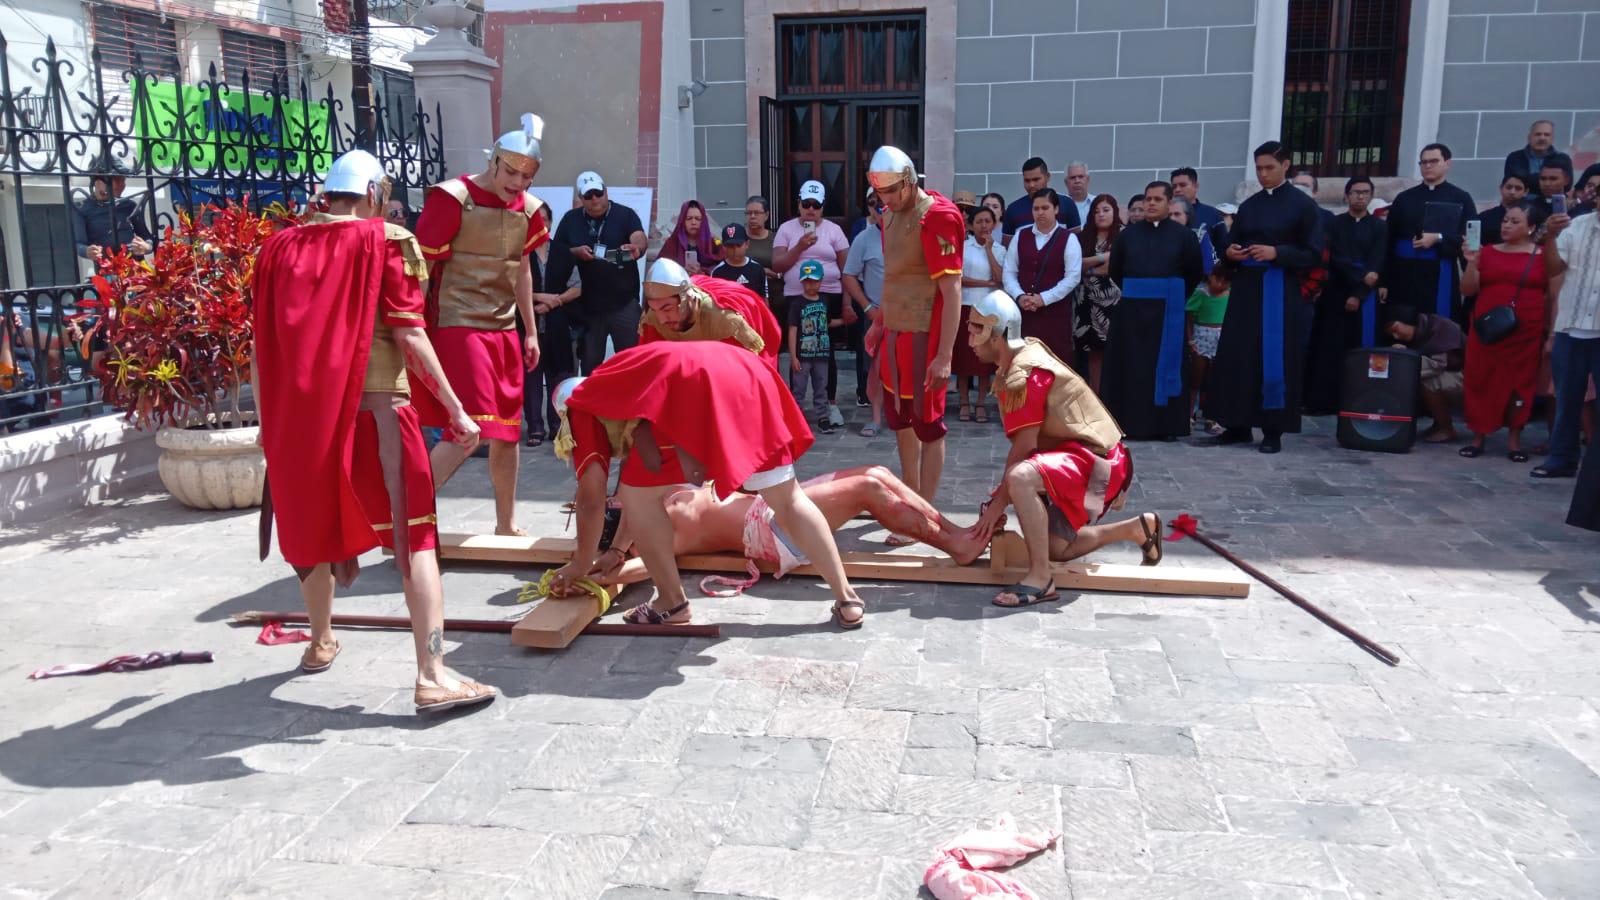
[552,376,585,415]
[644,257,692,300]
[866,145,916,192]
[490,113,545,175]
[970,289,1025,351]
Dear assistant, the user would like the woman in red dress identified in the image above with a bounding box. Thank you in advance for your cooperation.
[1459,204,1549,462]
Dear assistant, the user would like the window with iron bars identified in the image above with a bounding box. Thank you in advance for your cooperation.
[221,30,291,90]
[89,6,181,77]
[1280,0,1411,178]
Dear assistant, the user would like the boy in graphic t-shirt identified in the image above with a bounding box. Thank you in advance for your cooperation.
[787,261,843,432]
[710,224,767,290]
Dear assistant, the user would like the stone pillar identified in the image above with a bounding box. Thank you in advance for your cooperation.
[402,0,497,180]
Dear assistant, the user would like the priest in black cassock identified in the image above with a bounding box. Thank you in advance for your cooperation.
[1208,141,1324,454]
[1103,181,1205,439]
[1303,176,1389,414]
[1385,143,1475,324]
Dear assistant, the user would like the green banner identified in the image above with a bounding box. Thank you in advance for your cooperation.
[134,81,332,175]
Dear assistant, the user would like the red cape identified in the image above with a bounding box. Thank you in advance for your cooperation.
[253,216,387,567]
[566,341,813,498]
[640,275,782,366]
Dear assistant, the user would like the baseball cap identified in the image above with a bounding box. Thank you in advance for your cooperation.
[798,180,826,204]
[576,171,605,195]
[952,190,979,209]
[798,260,824,281]
[721,223,748,244]
[1215,202,1239,215]
[1367,197,1389,212]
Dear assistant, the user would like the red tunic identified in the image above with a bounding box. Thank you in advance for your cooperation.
[880,191,965,439]
[409,176,547,442]
[253,216,433,569]
[1001,368,1131,531]
[567,409,689,488]
[639,275,783,366]
[566,341,814,498]
[412,176,549,260]
[1464,244,1548,435]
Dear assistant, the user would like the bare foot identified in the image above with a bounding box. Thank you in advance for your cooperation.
[884,533,918,547]
[496,525,529,537]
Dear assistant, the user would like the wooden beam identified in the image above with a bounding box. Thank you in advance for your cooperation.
[433,532,1251,598]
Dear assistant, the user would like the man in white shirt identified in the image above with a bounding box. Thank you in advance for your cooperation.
[843,189,886,434]
[1535,210,1600,478]
[1002,187,1082,363]
[1064,162,1092,230]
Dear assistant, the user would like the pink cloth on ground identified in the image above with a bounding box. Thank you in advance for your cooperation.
[923,814,1059,900]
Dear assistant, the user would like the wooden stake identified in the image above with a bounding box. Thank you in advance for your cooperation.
[230,610,720,640]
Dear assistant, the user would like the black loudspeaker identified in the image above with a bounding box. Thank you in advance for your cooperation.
[1336,347,1421,453]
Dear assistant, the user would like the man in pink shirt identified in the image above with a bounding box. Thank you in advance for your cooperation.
[773,179,853,427]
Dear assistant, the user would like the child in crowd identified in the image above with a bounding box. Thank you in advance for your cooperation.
[709,224,766,289]
[1187,265,1230,435]
[788,260,843,434]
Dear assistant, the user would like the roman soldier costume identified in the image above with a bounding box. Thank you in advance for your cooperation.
[639,259,781,365]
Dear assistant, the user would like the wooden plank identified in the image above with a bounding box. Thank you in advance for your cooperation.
[509,593,606,649]
[435,532,1250,598]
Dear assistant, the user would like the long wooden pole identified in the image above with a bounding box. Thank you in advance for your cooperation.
[1174,525,1401,667]
[231,610,720,639]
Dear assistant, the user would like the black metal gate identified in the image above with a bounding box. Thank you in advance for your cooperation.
[0,33,446,431]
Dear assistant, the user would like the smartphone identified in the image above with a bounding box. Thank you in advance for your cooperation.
[802,220,817,235]
[685,250,698,268]
[1551,194,1567,217]
[1465,220,1481,253]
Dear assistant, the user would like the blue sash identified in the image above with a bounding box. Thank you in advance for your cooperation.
[1240,260,1286,410]
[1392,238,1452,318]
[1353,260,1376,347]
[1199,230,1216,276]
[1121,276,1186,407]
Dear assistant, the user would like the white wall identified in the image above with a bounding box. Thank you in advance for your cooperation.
[655,0,699,237]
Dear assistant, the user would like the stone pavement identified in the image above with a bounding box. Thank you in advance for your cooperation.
[2,378,1599,899]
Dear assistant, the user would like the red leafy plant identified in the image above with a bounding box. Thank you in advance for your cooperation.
[94,202,298,430]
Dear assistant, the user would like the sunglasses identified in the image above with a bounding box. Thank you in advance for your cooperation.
[799,200,823,210]
[582,190,605,200]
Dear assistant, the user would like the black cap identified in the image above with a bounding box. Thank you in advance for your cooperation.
[721,223,748,244]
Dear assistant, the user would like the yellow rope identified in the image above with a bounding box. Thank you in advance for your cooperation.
[518,569,612,616]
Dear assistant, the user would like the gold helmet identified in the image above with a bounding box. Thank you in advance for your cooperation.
[490,113,544,176]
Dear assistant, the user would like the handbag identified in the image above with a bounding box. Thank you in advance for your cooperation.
[1472,249,1537,345]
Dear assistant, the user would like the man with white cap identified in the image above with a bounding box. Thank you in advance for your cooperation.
[546,170,649,374]
[412,112,550,537]
[867,145,966,510]
[253,149,498,712]
[639,257,781,365]
[966,290,1162,608]
[772,178,853,425]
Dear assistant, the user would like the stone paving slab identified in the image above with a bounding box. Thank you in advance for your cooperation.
[2,380,1599,898]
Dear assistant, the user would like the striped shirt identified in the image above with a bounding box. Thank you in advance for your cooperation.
[1554,213,1600,335]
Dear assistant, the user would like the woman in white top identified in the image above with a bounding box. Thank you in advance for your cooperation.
[955,205,1001,422]
[1002,188,1083,364]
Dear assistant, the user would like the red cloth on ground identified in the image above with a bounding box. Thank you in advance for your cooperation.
[28,651,213,680]
[256,622,311,645]
[640,275,783,365]
[350,403,439,552]
[565,341,814,498]
[1001,368,1130,530]
[410,327,524,441]
[254,215,417,568]
[412,175,548,260]
[1464,244,1548,435]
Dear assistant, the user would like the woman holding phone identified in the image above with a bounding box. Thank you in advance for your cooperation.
[1459,202,1564,462]
[654,199,721,275]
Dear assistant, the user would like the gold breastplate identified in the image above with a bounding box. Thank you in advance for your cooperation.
[430,180,534,331]
[999,339,1123,455]
[881,193,939,333]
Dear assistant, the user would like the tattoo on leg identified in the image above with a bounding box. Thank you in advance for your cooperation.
[427,627,443,658]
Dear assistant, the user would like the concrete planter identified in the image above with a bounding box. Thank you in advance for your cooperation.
[154,418,265,510]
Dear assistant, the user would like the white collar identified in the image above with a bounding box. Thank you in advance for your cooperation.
[1032,222,1060,238]
[1262,184,1279,196]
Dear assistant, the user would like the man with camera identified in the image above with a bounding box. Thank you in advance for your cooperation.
[545,171,649,375]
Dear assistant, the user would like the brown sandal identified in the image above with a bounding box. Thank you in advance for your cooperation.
[1138,513,1163,566]
[831,599,866,630]
[622,600,692,625]
[415,678,499,713]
